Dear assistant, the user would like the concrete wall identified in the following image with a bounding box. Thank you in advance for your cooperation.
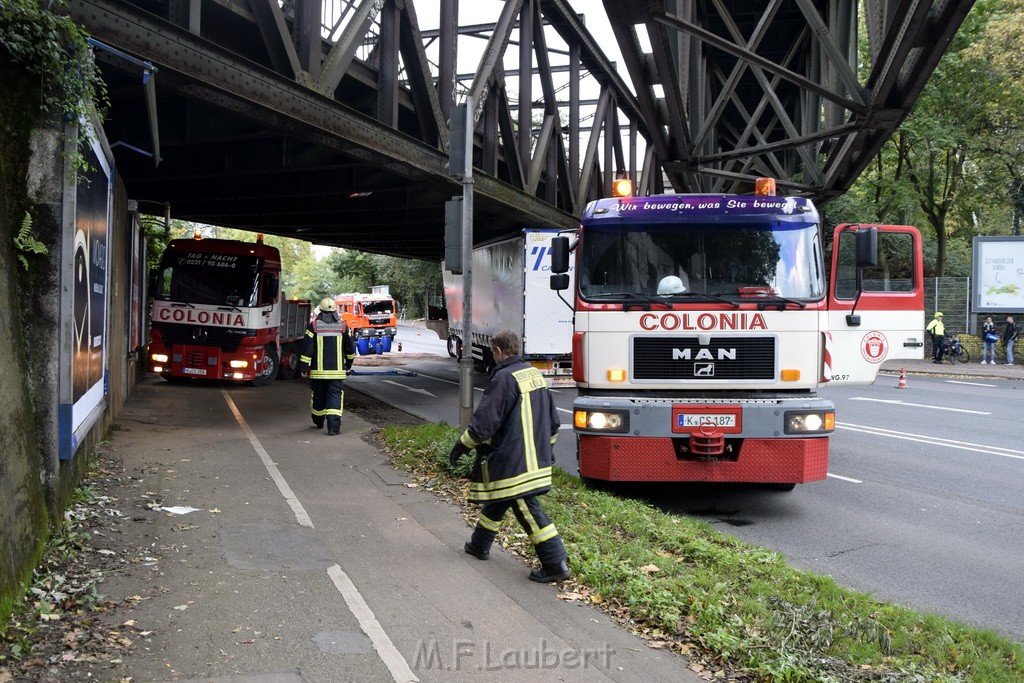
[0,106,142,616]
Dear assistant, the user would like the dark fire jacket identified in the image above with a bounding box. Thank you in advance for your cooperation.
[299,313,356,380]
[458,355,559,503]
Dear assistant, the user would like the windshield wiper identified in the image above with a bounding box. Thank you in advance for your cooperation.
[659,292,741,309]
[585,292,672,310]
[750,295,807,310]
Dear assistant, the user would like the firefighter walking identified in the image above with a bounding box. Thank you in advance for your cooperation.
[449,329,570,583]
[299,298,356,436]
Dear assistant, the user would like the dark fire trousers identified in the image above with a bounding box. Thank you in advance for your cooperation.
[469,495,567,566]
[310,378,343,433]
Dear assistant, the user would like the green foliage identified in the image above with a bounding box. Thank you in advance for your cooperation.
[0,0,108,172]
[13,212,48,270]
[378,422,1024,682]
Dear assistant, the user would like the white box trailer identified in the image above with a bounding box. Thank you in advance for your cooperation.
[442,229,574,377]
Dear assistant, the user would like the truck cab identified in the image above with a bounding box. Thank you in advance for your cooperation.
[551,182,923,485]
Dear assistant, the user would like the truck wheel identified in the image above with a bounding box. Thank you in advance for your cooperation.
[277,343,298,380]
[252,346,279,387]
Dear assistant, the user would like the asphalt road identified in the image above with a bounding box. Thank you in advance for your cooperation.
[349,325,1024,642]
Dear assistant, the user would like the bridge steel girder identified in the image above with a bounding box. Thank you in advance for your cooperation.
[608,0,975,202]
[68,0,974,263]
[67,0,657,260]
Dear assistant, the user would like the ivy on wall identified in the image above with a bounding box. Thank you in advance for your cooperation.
[1,0,106,273]
[0,0,107,153]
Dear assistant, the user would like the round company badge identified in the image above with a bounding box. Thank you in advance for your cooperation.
[860,331,888,364]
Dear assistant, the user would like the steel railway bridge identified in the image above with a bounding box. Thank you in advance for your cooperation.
[68,0,974,261]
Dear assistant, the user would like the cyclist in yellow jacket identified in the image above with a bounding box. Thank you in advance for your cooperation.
[925,311,945,364]
[299,298,356,435]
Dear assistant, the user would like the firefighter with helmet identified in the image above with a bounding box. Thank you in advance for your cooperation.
[299,298,356,435]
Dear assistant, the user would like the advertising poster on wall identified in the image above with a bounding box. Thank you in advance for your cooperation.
[973,237,1024,312]
[65,134,111,459]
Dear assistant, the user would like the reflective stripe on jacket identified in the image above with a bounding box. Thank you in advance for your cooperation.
[460,356,559,503]
[298,317,356,379]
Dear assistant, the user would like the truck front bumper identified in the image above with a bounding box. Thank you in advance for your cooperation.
[573,395,832,483]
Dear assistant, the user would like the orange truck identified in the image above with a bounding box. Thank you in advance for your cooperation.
[334,292,398,354]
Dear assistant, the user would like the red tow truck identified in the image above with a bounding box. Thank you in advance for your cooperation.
[550,178,925,488]
[147,234,310,386]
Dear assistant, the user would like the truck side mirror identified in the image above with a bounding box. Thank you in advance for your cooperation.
[855,227,878,267]
[550,273,570,291]
[148,268,158,297]
[550,236,570,274]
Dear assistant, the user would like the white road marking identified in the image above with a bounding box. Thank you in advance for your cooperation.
[946,380,997,387]
[328,564,419,683]
[558,424,575,430]
[223,390,417,683]
[848,397,990,415]
[826,473,863,483]
[556,407,573,413]
[381,379,437,397]
[836,422,1024,461]
[222,390,314,528]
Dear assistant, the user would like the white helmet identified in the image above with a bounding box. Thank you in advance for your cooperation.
[319,297,337,312]
[657,275,686,296]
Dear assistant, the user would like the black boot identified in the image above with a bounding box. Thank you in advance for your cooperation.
[326,417,340,435]
[464,541,489,560]
[529,560,570,583]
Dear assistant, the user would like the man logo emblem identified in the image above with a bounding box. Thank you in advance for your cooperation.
[694,362,715,376]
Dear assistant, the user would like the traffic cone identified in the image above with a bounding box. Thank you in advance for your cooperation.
[897,368,908,389]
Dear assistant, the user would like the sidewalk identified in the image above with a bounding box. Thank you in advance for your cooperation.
[71,377,701,683]
[881,355,1024,381]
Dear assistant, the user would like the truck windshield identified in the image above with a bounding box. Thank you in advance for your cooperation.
[154,254,263,306]
[362,300,394,316]
[578,221,824,302]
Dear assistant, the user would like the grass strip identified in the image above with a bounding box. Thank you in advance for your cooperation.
[378,422,1024,682]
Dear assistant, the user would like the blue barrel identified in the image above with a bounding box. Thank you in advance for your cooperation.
[373,338,385,354]
[356,338,370,355]
[381,335,393,352]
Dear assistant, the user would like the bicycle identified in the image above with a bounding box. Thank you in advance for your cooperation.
[944,334,970,364]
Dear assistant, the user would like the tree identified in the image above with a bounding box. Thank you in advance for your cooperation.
[368,254,443,318]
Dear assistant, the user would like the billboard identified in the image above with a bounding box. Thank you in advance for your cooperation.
[973,237,1024,312]
[61,130,112,460]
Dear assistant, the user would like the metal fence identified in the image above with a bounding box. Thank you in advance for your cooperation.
[924,276,1022,359]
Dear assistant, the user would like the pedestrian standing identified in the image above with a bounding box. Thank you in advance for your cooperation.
[449,329,570,583]
[299,298,356,435]
[1004,315,1019,365]
[925,312,945,363]
[981,316,997,364]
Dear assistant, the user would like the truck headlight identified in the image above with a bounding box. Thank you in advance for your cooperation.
[151,353,169,363]
[784,411,835,434]
[574,410,629,432]
[229,360,249,368]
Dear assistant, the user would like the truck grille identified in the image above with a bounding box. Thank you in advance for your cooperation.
[152,322,251,353]
[633,336,775,381]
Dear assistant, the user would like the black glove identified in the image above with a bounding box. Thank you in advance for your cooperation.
[449,442,470,466]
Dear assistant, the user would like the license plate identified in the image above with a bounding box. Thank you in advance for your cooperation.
[677,413,736,428]
[181,367,207,376]
[671,405,742,434]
